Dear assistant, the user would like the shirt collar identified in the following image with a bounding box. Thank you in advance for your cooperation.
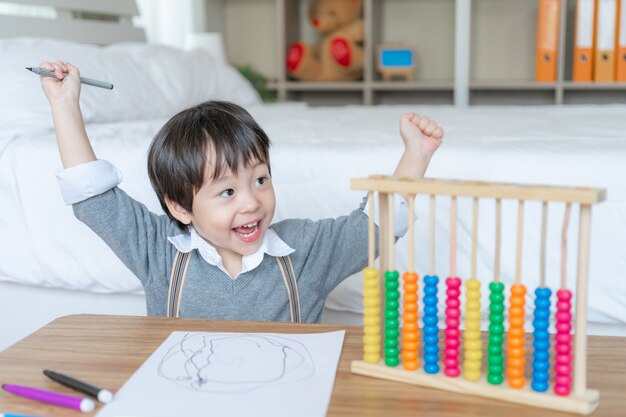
[167,226,295,279]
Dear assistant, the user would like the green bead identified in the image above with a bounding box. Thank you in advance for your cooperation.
[385,318,399,328]
[385,299,399,309]
[489,313,505,324]
[489,293,505,303]
[489,282,505,292]
[385,270,400,280]
[489,334,504,345]
[488,354,503,365]
[385,280,400,290]
[488,344,502,355]
[384,309,399,319]
[385,328,399,338]
[488,364,504,374]
[384,347,399,357]
[385,338,398,348]
[489,323,504,334]
[487,374,504,385]
[385,356,400,367]
[489,303,505,314]
[385,290,400,300]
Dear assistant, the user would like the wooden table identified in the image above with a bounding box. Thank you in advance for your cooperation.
[0,314,624,417]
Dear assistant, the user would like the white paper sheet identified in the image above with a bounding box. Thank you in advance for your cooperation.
[96,330,345,417]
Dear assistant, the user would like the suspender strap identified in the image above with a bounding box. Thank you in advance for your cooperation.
[167,250,192,318]
[166,251,301,322]
[276,255,302,323]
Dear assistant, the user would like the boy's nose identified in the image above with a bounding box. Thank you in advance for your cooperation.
[239,192,261,213]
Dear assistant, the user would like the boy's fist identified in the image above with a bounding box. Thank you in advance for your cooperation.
[399,112,444,156]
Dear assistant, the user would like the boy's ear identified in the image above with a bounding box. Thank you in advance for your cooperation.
[164,196,192,225]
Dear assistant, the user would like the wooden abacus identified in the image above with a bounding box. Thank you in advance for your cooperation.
[351,176,606,415]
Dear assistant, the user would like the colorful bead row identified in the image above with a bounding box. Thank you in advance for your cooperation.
[422,275,440,374]
[402,272,419,370]
[555,289,573,396]
[507,284,527,389]
[532,287,552,392]
[444,277,462,377]
[362,267,381,364]
[487,282,506,385]
[463,278,482,381]
[384,270,400,367]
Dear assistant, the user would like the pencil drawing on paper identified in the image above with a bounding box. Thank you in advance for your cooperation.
[157,333,316,393]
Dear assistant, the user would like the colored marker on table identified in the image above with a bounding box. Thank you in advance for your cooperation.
[43,370,113,403]
[2,384,95,413]
[1,414,51,417]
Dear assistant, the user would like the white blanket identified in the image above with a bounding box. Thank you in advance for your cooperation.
[1,103,625,325]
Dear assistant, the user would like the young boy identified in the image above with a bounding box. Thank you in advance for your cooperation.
[40,60,443,323]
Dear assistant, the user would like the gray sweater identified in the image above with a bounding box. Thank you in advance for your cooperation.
[73,187,372,323]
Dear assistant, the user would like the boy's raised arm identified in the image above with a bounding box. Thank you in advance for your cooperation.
[40,60,96,168]
[393,112,444,180]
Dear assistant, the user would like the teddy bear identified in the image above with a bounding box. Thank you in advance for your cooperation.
[286,0,364,82]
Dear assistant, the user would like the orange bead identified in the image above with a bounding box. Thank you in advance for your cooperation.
[404,293,418,303]
[404,302,417,313]
[403,341,418,351]
[403,272,418,283]
[403,322,418,332]
[403,361,419,371]
[507,367,525,379]
[402,350,418,361]
[403,332,418,342]
[507,356,525,369]
[403,283,418,293]
[403,312,418,322]
[509,317,524,327]
[510,284,527,295]
[509,378,526,389]
[508,327,525,338]
[508,347,525,358]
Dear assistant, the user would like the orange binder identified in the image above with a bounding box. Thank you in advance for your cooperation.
[594,0,618,81]
[573,0,596,82]
[535,0,562,82]
[617,0,626,81]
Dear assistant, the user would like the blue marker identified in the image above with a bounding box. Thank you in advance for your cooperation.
[0,414,51,417]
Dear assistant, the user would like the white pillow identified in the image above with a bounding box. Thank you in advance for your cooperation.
[0,38,261,126]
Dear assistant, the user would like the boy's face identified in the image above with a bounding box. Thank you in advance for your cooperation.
[187,156,276,262]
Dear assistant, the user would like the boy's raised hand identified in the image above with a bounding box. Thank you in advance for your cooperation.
[399,112,444,157]
[39,60,81,104]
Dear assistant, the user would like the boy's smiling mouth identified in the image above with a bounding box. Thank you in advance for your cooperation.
[233,220,261,243]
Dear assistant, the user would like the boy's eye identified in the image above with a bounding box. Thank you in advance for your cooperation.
[219,189,235,198]
[255,177,269,186]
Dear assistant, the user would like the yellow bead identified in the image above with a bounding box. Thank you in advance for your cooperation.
[363,334,381,345]
[364,326,380,335]
[465,311,481,322]
[363,278,379,288]
[364,315,380,326]
[465,340,481,350]
[465,300,481,310]
[364,287,380,297]
[364,353,380,364]
[464,360,482,372]
[364,306,380,316]
[363,267,379,279]
[464,370,481,381]
[364,344,381,354]
[464,350,483,361]
[364,298,380,307]
[464,330,481,340]
[466,279,481,289]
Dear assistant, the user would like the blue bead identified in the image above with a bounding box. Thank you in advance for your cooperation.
[424,363,440,374]
[532,370,549,381]
[533,360,550,372]
[535,298,551,309]
[424,275,439,285]
[424,286,438,295]
[423,295,438,305]
[424,315,438,326]
[424,344,439,354]
[424,352,439,361]
[424,331,439,342]
[535,287,552,297]
[534,350,550,361]
[534,329,550,340]
[531,381,549,392]
[424,305,438,315]
[534,309,550,320]
[533,340,550,351]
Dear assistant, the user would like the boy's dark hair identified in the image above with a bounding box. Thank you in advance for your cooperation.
[147,100,272,228]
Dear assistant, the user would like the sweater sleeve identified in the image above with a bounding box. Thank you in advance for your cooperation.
[72,187,179,289]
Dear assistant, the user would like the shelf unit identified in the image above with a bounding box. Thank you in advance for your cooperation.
[219,0,626,106]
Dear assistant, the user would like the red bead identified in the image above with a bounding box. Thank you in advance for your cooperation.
[555,375,572,386]
[556,289,572,301]
[556,344,571,354]
[445,368,461,377]
[444,357,459,368]
[555,334,571,343]
[556,354,572,365]
[555,385,571,396]
[556,322,572,333]
[555,364,571,375]
[445,328,460,338]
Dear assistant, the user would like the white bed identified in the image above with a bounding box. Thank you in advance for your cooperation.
[2,4,626,352]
